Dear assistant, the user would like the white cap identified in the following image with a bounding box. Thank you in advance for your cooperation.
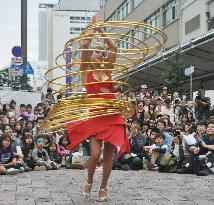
[141,85,147,89]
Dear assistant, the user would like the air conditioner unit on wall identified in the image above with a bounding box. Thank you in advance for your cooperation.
[208,17,214,30]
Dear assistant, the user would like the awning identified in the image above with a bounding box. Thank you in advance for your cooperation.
[127,29,214,90]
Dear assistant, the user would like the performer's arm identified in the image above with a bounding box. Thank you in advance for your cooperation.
[92,16,117,68]
[80,26,95,83]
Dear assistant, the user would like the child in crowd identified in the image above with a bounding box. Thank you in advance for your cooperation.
[26,104,34,121]
[3,124,25,172]
[25,120,34,130]
[48,143,61,169]
[15,121,23,138]
[32,117,44,139]
[43,134,51,152]
[144,128,160,146]
[32,134,53,171]
[9,117,16,129]
[144,133,167,170]
[156,120,172,153]
[0,134,19,175]
[21,132,35,171]
[57,136,72,168]
[19,104,27,117]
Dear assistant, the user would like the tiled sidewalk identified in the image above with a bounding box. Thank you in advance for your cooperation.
[0,169,214,205]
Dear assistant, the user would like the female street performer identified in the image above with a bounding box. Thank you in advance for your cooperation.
[66,16,130,202]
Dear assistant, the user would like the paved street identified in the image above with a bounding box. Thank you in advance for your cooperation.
[0,169,214,205]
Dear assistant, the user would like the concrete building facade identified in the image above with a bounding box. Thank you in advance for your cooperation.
[38,4,55,62]
[97,0,214,90]
[47,0,100,92]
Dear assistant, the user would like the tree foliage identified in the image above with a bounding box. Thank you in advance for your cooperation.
[162,51,186,94]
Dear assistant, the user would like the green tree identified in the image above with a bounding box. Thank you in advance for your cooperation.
[162,51,186,94]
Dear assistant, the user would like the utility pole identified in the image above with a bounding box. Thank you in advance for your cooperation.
[21,0,28,90]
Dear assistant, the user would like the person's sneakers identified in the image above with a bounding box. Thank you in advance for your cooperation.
[61,157,66,167]
[177,168,187,174]
[19,167,25,173]
[56,164,61,170]
[196,166,211,176]
[196,170,208,176]
[6,168,19,175]
[70,163,86,170]
[34,166,46,171]
[121,164,130,171]
[24,166,33,172]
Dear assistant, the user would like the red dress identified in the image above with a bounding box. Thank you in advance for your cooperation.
[66,72,130,157]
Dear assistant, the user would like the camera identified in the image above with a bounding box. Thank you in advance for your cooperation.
[195,94,201,100]
[174,99,179,104]
[173,130,181,136]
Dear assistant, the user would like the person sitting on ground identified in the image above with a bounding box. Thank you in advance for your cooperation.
[57,135,73,168]
[2,124,25,172]
[128,118,146,170]
[21,132,35,171]
[193,121,214,176]
[113,119,146,171]
[156,120,172,153]
[172,125,197,174]
[144,133,167,171]
[48,143,61,170]
[144,127,160,147]
[0,134,19,175]
[32,134,53,171]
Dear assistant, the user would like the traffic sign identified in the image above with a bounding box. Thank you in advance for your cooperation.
[185,66,194,76]
[11,57,23,64]
[22,62,34,75]
[11,64,23,76]
[12,46,22,57]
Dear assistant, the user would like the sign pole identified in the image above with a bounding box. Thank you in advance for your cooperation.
[190,74,193,100]
[184,66,194,100]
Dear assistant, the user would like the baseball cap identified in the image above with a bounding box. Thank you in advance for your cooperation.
[141,85,147,89]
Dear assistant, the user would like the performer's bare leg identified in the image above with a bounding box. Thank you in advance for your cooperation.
[86,136,102,183]
[100,142,114,188]
[83,136,102,198]
[98,142,114,201]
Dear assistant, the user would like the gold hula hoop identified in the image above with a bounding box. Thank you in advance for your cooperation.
[42,21,167,133]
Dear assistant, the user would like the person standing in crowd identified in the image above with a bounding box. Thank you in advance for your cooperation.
[10,99,18,118]
[195,89,211,122]
[161,87,168,100]
[161,98,175,125]
[134,100,145,126]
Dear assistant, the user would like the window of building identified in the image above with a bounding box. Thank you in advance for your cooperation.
[70,16,90,24]
[163,0,178,27]
[144,10,160,38]
[70,27,85,34]
[132,0,143,9]
[108,0,131,21]
[185,15,200,34]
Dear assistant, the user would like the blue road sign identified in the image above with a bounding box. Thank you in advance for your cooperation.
[12,46,22,57]
[22,62,34,75]
[11,64,22,76]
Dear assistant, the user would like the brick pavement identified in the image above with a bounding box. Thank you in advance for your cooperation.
[0,169,214,205]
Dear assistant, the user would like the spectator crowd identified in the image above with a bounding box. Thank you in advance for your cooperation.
[0,86,214,177]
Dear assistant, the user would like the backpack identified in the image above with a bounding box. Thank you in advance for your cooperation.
[158,154,178,173]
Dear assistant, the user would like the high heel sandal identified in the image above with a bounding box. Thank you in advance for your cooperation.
[83,183,92,199]
[98,188,108,202]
